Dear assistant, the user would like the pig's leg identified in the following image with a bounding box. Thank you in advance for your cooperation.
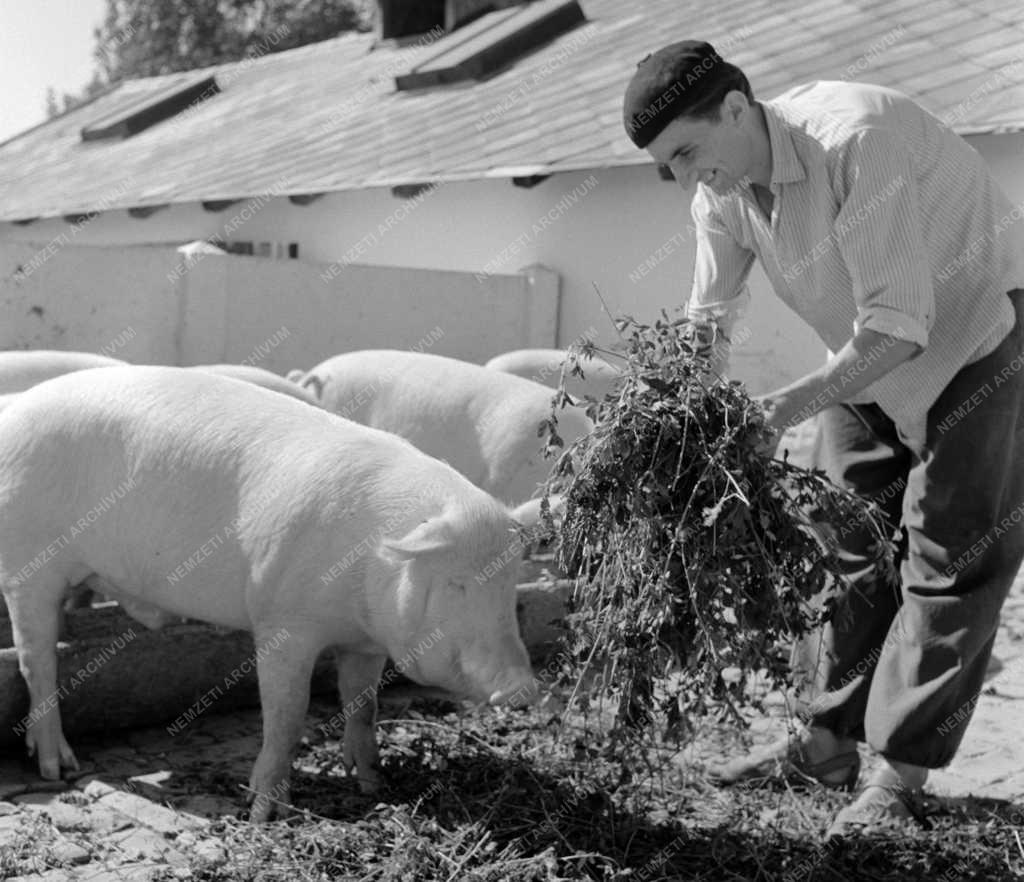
[5,580,80,779]
[335,650,387,793]
[248,629,318,822]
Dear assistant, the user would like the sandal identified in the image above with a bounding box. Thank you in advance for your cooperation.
[826,780,924,839]
[706,738,861,791]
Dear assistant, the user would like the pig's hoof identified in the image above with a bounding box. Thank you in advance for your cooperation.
[58,737,80,772]
[25,732,79,778]
[245,773,292,822]
[357,774,381,795]
[246,789,291,822]
[38,757,63,780]
[248,798,274,823]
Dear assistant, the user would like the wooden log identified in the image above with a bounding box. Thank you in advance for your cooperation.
[0,604,336,745]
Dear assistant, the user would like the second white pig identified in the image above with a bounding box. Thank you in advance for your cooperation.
[300,350,592,505]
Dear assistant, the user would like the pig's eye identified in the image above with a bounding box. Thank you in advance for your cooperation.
[448,578,467,593]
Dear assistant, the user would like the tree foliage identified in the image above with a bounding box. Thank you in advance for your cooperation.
[47,0,373,117]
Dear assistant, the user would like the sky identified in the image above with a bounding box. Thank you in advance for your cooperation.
[0,0,108,144]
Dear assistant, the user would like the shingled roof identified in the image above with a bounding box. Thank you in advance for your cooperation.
[2,0,1022,222]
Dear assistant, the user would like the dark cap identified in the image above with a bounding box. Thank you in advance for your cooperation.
[623,40,740,148]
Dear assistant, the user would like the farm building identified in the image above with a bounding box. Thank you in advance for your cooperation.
[1,0,1023,391]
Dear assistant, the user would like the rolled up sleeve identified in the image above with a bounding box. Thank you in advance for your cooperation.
[689,188,755,342]
[833,128,933,350]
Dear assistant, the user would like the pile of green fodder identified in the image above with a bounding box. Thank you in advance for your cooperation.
[539,313,898,735]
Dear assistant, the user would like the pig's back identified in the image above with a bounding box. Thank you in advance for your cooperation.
[0,365,441,500]
[0,350,126,394]
[485,348,568,380]
[307,350,561,483]
[190,364,320,407]
[485,348,621,399]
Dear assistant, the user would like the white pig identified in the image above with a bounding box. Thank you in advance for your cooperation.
[11,361,313,616]
[485,348,621,402]
[0,366,537,821]
[0,349,125,394]
[0,359,315,618]
[0,351,128,615]
[299,350,592,505]
[189,363,319,407]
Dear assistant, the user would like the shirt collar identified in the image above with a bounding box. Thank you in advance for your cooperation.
[760,101,806,189]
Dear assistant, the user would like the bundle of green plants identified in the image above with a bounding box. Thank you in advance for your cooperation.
[539,313,898,736]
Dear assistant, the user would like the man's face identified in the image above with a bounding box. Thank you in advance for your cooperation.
[644,95,752,196]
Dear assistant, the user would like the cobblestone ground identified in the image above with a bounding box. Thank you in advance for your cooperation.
[0,689,429,881]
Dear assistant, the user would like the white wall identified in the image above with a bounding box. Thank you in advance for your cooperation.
[0,241,558,369]
[3,131,1021,393]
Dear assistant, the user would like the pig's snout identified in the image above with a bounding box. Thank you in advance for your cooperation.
[487,669,539,708]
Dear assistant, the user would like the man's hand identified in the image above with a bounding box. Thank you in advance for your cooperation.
[683,320,730,388]
[753,395,784,458]
[756,392,794,432]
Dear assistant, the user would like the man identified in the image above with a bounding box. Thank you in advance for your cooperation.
[622,40,1024,836]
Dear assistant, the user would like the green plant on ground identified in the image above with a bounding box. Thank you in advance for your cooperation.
[540,312,898,736]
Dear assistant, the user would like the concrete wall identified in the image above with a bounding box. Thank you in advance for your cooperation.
[3,131,1021,393]
[0,241,559,368]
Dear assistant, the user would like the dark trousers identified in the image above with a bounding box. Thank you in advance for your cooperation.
[797,290,1024,768]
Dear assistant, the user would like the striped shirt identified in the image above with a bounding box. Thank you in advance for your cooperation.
[688,80,1024,452]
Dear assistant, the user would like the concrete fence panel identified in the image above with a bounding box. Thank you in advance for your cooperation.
[0,241,560,368]
[0,242,177,362]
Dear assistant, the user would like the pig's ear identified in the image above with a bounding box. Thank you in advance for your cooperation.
[301,373,326,399]
[379,517,454,563]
